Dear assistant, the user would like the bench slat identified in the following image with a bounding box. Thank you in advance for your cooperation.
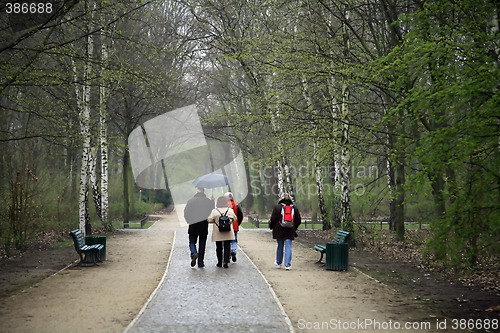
[69,230,105,265]
[314,245,326,252]
[314,230,350,264]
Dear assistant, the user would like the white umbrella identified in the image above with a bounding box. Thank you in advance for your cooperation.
[192,173,229,189]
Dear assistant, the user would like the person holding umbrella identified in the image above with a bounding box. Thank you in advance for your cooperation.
[184,187,214,268]
[207,196,237,268]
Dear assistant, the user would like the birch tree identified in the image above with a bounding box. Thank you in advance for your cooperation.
[74,0,95,235]
[99,7,111,230]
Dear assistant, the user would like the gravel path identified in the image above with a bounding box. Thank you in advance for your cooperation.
[0,213,455,333]
[125,227,293,333]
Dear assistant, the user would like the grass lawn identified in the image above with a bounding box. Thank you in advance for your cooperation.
[112,220,155,229]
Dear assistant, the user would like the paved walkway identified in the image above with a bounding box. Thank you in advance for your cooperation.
[124,226,293,333]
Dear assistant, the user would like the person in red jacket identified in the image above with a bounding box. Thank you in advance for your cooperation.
[269,193,301,270]
[224,192,243,263]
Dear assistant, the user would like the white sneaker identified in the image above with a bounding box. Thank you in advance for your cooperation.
[275,262,282,268]
[285,266,291,271]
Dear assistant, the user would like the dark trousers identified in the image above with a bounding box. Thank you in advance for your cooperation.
[189,234,207,267]
[216,240,231,264]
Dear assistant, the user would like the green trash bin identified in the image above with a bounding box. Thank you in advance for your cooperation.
[85,235,106,261]
[325,242,349,271]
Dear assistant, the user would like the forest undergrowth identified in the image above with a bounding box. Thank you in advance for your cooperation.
[298,227,500,295]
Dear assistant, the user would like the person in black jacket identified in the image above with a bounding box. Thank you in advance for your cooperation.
[269,193,301,270]
[184,187,214,268]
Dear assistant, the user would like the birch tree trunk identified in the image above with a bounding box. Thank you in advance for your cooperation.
[387,146,396,230]
[77,73,91,235]
[302,78,329,229]
[339,8,352,232]
[100,29,110,230]
[269,105,287,197]
[314,141,329,230]
[339,81,352,232]
[386,116,397,230]
[72,58,88,234]
[326,97,342,228]
[323,9,342,229]
[89,148,101,218]
[76,0,95,235]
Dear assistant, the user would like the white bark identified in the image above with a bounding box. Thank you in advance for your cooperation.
[325,76,342,227]
[74,0,95,235]
[302,77,328,227]
[340,81,351,230]
[269,105,286,196]
[89,148,101,218]
[100,30,109,227]
[339,8,352,231]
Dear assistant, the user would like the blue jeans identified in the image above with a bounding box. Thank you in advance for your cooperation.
[231,231,238,253]
[276,239,293,267]
[189,234,207,267]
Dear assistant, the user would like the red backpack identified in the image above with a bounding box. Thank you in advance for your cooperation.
[280,203,294,228]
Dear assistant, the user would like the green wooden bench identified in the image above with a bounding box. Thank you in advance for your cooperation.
[314,230,350,264]
[69,229,104,266]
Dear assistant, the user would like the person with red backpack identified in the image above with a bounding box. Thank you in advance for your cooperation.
[224,192,243,263]
[269,193,301,270]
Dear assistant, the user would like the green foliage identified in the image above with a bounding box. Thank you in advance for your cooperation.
[0,0,497,274]
[369,0,499,268]
[428,167,500,268]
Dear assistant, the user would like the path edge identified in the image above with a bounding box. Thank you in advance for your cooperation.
[122,230,176,333]
[239,246,296,333]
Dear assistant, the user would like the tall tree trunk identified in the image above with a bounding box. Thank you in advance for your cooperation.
[325,79,341,228]
[328,100,342,228]
[89,148,102,219]
[339,7,352,233]
[73,1,94,235]
[394,161,405,241]
[386,122,397,230]
[330,158,341,228]
[270,106,288,196]
[302,77,329,229]
[339,80,352,232]
[314,141,329,230]
[122,147,130,228]
[100,31,110,230]
[394,111,406,241]
[323,7,343,229]
[430,172,446,218]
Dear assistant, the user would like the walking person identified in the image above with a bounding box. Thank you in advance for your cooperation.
[184,187,214,268]
[207,196,237,268]
[269,193,301,270]
[224,192,243,263]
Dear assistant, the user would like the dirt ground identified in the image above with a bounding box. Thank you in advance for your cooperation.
[296,231,500,324]
[0,213,498,333]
